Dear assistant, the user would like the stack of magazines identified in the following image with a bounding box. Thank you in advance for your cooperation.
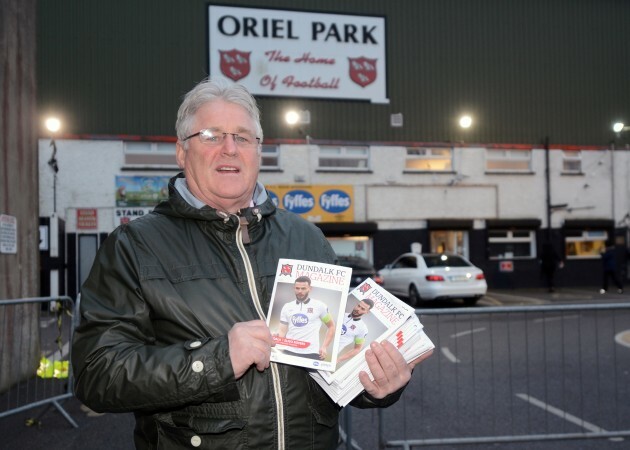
[266,259,434,406]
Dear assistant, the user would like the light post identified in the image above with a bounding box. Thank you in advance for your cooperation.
[45,117,61,215]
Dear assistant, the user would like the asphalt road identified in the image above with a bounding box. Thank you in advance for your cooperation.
[2,287,629,450]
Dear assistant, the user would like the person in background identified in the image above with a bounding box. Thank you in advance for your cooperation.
[540,242,564,293]
[600,244,624,294]
[72,77,432,449]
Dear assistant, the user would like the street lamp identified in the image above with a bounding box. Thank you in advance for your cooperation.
[45,116,61,214]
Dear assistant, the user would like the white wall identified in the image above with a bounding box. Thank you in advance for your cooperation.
[39,139,628,234]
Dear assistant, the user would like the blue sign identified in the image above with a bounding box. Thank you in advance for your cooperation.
[319,189,351,213]
[283,190,315,214]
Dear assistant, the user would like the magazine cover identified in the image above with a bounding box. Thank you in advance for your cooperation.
[267,258,351,372]
[311,316,435,406]
[319,278,417,384]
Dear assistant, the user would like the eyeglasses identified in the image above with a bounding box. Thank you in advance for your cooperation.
[183,129,260,149]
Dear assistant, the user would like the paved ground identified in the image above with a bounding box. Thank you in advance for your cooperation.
[1,287,628,450]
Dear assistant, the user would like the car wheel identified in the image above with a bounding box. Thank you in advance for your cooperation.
[463,297,478,306]
[408,285,421,307]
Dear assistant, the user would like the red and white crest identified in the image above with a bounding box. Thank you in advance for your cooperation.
[280,264,293,277]
[219,49,251,81]
[359,282,372,294]
[348,57,377,87]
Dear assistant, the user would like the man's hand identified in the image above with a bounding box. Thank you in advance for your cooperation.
[319,347,328,360]
[359,341,433,399]
[228,320,275,379]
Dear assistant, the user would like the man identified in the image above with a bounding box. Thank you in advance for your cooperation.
[600,244,624,294]
[72,78,432,449]
[337,298,374,364]
[276,276,336,360]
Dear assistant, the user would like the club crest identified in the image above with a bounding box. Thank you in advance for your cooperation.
[348,57,377,87]
[220,49,251,81]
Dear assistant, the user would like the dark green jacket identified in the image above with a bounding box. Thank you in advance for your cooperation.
[72,174,402,450]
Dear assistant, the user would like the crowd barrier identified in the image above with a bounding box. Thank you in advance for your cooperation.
[0,296,78,428]
[364,303,630,449]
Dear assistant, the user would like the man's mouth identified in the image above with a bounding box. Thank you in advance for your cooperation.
[217,166,239,173]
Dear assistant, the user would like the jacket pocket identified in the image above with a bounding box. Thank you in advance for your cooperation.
[155,401,247,449]
[306,374,340,428]
[156,419,246,450]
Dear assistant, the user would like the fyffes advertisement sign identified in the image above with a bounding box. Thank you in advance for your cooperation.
[266,185,354,222]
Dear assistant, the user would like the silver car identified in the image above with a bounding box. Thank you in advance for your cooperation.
[378,252,487,306]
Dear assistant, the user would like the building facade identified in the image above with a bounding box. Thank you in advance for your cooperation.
[36,0,630,299]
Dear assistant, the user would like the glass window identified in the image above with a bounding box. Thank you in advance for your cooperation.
[123,141,177,167]
[562,150,582,173]
[565,230,607,259]
[261,145,280,169]
[430,230,469,258]
[393,256,417,269]
[405,147,453,171]
[485,149,532,172]
[318,146,369,171]
[488,229,536,259]
[423,254,471,268]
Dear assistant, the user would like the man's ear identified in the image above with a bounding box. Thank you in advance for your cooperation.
[175,141,186,169]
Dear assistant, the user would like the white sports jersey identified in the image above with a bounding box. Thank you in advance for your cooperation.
[338,314,368,351]
[280,298,329,354]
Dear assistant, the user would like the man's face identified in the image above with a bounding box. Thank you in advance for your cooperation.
[351,301,371,318]
[294,281,311,302]
[176,100,261,213]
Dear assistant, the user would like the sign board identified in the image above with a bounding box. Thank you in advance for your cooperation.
[499,260,514,272]
[0,214,17,254]
[116,176,169,207]
[39,225,49,251]
[265,185,354,222]
[115,207,154,227]
[208,5,388,103]
[77,208,98,229]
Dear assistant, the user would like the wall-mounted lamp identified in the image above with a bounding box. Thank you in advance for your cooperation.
[285,109,310,125]
[613,122,630,134]
[459,115,473,129]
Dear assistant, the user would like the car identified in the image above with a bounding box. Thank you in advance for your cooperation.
[378,252,487,306]
[336,255,384,289]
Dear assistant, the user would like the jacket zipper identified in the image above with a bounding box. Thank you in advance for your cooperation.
[235,215,285,450]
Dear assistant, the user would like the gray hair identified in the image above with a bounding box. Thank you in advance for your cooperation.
[176,78,263,149]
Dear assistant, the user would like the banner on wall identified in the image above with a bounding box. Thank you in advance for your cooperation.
[266,185,354,222]
[115,176,169,207]
[208,5,388,103]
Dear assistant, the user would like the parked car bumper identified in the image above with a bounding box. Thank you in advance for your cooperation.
[417,282,487,300]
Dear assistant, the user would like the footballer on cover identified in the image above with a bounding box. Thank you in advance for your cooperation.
[319,278,417,384]
[267,258,351,371]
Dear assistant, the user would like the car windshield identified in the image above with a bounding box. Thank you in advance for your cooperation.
[423,254,471,268]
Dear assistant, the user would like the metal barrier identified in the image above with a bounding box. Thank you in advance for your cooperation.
[0,296,78,428]
[367,303,630,449]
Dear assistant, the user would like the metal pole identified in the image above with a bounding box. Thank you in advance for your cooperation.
[544,136,551,242]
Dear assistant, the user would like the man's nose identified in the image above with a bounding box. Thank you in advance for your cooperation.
[222,134,238,155]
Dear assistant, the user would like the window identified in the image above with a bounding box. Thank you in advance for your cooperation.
[565,230,607,259]
[260,144,280,170]
[318,146,369,171]
[562,150,582,174]
[405,147,452,171]
[488,229,536,259]
[393,256,417,269]
[430,230,469,258]
[485,149,532,172]
[124,142,177,167]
